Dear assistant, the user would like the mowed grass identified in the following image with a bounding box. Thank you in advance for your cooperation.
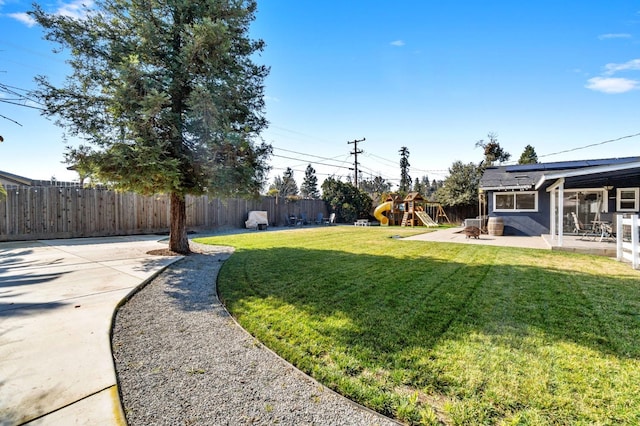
[196,227,640,425]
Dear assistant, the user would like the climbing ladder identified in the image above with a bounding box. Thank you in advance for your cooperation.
[401,212,409,227]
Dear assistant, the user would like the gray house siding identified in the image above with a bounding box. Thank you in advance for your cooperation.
[487,189,551,236]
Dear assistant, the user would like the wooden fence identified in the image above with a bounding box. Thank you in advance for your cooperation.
[0,186,327,242]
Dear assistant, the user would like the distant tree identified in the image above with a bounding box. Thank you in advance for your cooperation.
[300,164,320,199]
[321,177,372,223]
[425,179,444,202]
[360,175,392,201]
[475,132,511,168]
[413,175,430,196]
[518,145,539,164]
[30,0,270,254]
[435,161,482,207]
[399,146,411,193]
[271,167,298,197]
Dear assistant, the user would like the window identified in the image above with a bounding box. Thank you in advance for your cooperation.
[617,188,639,212]
[493,191,538,212]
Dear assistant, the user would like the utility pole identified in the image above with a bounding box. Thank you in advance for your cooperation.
[347,137,365,188]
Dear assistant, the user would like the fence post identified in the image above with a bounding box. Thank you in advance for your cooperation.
[616,214,623,262]
[632,215,639,269]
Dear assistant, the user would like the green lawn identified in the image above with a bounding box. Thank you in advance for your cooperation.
[196,227,640,425]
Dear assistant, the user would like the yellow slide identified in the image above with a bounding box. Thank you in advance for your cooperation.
[374,201,393,225]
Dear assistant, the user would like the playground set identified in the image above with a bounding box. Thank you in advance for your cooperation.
[373,192,450,227]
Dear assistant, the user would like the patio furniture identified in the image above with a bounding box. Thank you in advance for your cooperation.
[323,213,336,225]
[571,212,598,240]
[285,215,298,226]
[592,217,614,242]
[315,212,324,225]
[245,211,268,230]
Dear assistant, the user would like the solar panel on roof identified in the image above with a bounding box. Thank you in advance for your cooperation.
[504,157,640,173]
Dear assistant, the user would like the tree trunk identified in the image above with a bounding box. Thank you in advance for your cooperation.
[169,192,191,254]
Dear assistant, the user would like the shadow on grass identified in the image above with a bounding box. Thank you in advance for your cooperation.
[217,246,640,365]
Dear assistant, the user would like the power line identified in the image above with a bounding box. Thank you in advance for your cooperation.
[538,132,640,159]
[272,145,352,166]
[271,153,352,170]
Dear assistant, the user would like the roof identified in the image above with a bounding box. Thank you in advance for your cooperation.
[404,192,425,201]
[0,170,34,186]
[0,170,80,187]
[479,156,640,191]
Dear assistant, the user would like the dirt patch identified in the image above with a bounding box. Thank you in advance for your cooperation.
[146,248,183,257]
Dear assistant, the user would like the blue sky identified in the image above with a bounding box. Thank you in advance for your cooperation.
[1,1,640,189]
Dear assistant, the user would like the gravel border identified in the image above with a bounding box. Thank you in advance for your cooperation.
[112,242,401,425]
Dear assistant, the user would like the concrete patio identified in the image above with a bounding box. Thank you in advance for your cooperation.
[404,226,618,258]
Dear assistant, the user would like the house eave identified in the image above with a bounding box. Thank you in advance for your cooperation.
[534,160,640,190]
[481,185,534,191]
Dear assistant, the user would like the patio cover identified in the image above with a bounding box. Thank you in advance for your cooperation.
[538,159,640,247]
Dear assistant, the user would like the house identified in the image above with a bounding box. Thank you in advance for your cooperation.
[479,157,640,243]
[0,170,80,188]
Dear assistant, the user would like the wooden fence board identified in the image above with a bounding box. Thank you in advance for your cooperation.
[0,187,327,242]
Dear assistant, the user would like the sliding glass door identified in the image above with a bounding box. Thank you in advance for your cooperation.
[562,189,606,233]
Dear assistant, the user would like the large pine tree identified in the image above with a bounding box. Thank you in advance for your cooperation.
[30,0,270,253]
[399,146,411,193]
[300,164,320,199]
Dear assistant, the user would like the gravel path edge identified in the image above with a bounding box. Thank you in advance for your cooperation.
[111,242,403,425]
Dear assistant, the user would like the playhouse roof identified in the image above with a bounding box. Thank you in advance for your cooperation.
[384,193,404,203]
[404,192,424,202]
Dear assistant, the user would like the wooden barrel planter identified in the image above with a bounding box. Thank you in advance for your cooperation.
[487,217,504,236]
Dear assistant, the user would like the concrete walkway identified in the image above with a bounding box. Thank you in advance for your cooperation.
[0,236,181,426]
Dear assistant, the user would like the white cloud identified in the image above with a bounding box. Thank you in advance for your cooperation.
[56,0,94,19]
[8,12,36,27]
[598,33,632,40]
[390,40,405,47]
[603,58,640,75]
[585,77,639,94]
[9,0,94,26]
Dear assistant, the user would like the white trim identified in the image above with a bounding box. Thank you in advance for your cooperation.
[617,187,640,212]
[493,191,538,212]
[481,185,533,191]
[546,178,565,192]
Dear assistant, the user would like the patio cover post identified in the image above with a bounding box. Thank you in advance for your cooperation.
[547,178,565,247]
[550,188,556,239]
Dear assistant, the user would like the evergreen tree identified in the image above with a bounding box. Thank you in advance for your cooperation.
[399,146,411,193]
[30,0,270,254]
[360,175,392,201]
[518,145,539,164]
[300,164,320,199]
[281,167,298,197]
[412,175,430,196]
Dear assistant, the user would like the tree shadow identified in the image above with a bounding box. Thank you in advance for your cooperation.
[216,246,640,364]
[0,248,71,314]
[161,250,233,314]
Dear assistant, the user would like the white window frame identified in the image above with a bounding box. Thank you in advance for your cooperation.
[617,187,639,212]
[493,191,538,212]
